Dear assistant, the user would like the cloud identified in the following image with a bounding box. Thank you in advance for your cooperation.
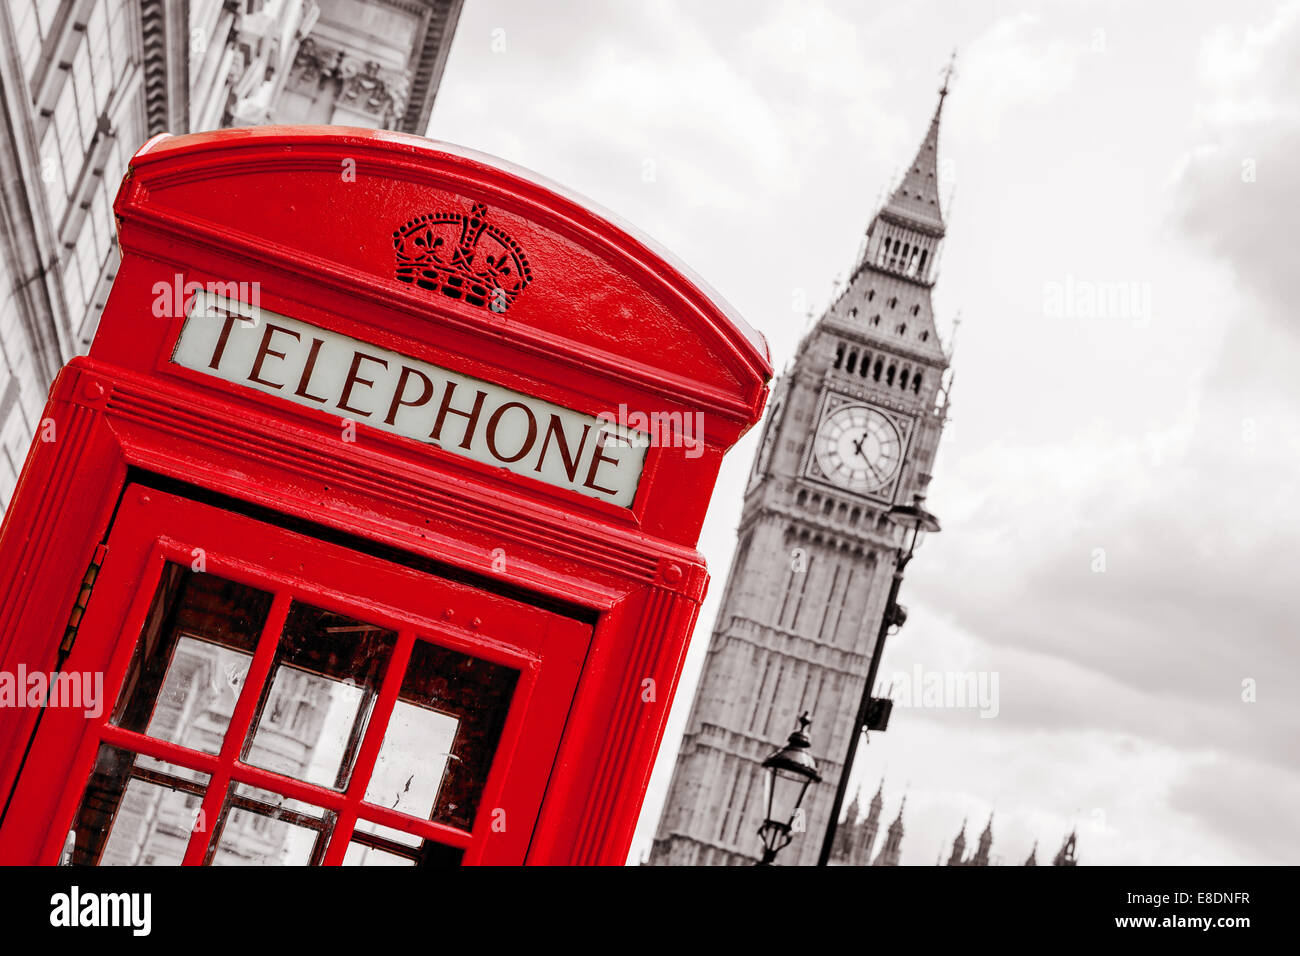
[1167,752,1300,865]
[1177,1,1300,331]
[890,0,1300,862]
[952,12,1085,143]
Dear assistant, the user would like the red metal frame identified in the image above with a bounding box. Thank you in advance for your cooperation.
[2,485,586,865]
[0,126,771,864]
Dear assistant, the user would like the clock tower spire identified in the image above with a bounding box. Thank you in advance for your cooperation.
[650,71,958,867]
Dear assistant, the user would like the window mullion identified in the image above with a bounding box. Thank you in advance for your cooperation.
[319,628,416,866]
[181,590,292,866]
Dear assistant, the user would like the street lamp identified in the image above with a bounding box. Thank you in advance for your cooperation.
[816,494,940,866]
[757,712,822,865]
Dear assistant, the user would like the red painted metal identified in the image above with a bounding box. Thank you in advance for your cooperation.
[4,487,580,865]
[0,126,770,865]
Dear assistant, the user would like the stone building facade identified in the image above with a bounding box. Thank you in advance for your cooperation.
[650,84,957,866]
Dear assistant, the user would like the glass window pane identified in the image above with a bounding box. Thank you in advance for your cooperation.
[230,781,322,820]
[100,779,198,866]
[65,744,211,866]
[353,814,423,849]
[211,807,321,866]
[113,563,272,756]
[205,783,333,866]
[243,602,396,790]
[361,705,457,832]
[362,640,517,831]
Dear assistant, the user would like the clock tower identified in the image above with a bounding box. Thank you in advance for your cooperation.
[649,82,956,866]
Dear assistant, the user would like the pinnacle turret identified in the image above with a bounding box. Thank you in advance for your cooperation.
[854,60,954,288]
[879,87,948,234]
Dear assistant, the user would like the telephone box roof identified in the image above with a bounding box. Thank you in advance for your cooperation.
[119,126,771,423]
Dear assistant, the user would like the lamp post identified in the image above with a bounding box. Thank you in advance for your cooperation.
[816,494,940,867]
[756,712,822,865]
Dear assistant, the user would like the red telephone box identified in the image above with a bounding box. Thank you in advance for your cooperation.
[0,126,769,865]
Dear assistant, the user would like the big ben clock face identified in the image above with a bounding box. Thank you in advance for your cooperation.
[813,404,903,494]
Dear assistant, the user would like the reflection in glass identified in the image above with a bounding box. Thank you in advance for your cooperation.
[362,639,517,831]
[243,602,397,790]
[204,784,334,865]
[67,744,210,866]
[211,807,320,866]
[112,563,272,756]
[361,706,458,842]
[231,781,320,820]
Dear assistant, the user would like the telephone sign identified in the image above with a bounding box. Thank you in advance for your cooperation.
[175,291,648,506]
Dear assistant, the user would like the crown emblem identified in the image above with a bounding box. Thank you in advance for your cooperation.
[393,202,532,313]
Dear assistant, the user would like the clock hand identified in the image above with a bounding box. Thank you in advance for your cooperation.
[852,436,885,482]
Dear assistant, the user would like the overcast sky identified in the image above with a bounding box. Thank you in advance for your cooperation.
[430,0,1300,866]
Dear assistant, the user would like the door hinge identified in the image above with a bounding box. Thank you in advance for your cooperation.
[60,543,108,657]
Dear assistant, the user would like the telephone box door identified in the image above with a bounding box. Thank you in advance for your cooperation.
[0,485,590,866]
